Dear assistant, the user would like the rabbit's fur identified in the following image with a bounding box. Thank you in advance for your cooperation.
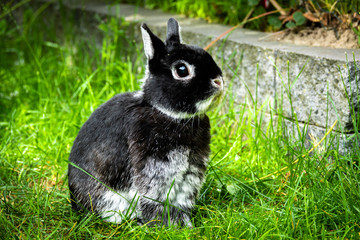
[68,18,223,227]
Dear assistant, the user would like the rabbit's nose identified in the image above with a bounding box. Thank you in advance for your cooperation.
[212,77,223,89]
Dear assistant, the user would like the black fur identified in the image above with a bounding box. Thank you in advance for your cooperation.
[68,18,223,226]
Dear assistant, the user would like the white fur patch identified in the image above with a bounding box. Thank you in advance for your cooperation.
[178,24,183,43]
[195,97,215,113]
[141,148,189,200]
[153,105,198,120]
[98,147,205,224]
[139,64,150,87]
[141,27,154,60]
[99,189,139,223]
[133,90,144,99]
[141,147,202,209]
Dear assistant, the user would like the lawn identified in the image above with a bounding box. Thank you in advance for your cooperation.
[1,2,360,239]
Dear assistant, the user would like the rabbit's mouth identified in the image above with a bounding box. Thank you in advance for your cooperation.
[196,77,224,113]
[195,92,223,113]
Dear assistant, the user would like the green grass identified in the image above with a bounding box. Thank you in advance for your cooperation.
[1,2,360,239]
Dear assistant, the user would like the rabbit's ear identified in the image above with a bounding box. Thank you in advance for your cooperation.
[141,23,165,60]
[166,18,181,45]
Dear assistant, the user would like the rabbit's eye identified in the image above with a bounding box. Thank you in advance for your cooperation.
[175,64,189,78]
[171,61,194,81]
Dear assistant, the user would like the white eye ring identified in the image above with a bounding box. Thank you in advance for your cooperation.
[171,60,195,81]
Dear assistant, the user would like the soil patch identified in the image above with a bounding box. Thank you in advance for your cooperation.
[266,27,359,49]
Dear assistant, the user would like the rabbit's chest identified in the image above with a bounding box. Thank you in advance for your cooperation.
[139,146,205,206]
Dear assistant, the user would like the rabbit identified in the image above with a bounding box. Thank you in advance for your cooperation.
[68,18,223,227]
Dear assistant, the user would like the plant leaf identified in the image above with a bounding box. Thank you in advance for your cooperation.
[285,21,296,29]
[267,16,282,29]
[293,12,306,26]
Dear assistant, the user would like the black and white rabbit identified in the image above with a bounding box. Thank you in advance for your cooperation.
[68,18,223,227]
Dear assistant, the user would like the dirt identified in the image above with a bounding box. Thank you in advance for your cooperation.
[265,27,359,49]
